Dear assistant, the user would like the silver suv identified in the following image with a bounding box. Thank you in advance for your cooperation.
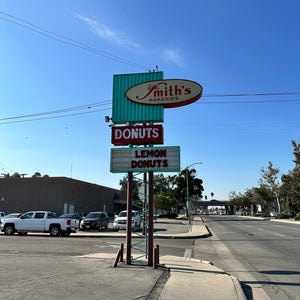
[113,210,141,231]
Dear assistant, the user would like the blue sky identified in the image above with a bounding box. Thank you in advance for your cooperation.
[0,0,299,200]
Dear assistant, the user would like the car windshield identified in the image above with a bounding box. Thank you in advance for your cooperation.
[118,211,127,217]
[118,211,140,218]
[2,213,21,219]
[86,213,101,218]
[59,214,71,218]
[21,212,34,219]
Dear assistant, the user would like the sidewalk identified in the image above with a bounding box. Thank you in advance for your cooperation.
[159,255,246,300]
[79,215,247,300]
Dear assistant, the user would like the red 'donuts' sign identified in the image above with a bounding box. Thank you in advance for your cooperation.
[112,125,163,146]
[125,79,203,108]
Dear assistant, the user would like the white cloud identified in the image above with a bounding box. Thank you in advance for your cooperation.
[76,15,186,68]
[161,48,185,67]
[76,15,140,50]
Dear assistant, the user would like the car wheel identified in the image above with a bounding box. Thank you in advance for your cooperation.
[98,223,103,231]
[50,225,60,237]
[4,225,15,235]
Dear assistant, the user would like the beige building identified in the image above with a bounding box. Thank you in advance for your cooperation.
[0,177,125,216]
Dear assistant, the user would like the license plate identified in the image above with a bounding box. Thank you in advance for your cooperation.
[86,225,90,228]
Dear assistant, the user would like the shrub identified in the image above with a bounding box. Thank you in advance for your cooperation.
[295,214,300,221]
[276,213,288,219]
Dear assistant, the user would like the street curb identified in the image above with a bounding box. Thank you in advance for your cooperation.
[70,223,211,239]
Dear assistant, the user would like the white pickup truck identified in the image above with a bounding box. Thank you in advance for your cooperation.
[0,211,78,237]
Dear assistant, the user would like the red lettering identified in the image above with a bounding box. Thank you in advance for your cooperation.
[184,87,191,95]
[130,159,169,169]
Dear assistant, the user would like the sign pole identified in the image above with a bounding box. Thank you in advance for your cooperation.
[126,172,133,264]
[111,72,201,267]
[147,171,154,266]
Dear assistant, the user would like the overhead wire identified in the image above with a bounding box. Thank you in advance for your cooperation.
[0,12,299,124]
[0,101,111,121]
[0,107,111,125]
[203,91,300,97]
[198,98,300,104]
[0,162,16,174]
[0,92,300,124]
[0,11,150,71]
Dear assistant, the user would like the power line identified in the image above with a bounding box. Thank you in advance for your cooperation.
[0,101,111,121]
[203,91,300,97]
[1,92,300,125]
[0,11,150,71]
[0,162,15,173]
[0,103,111,125]
[0,108,111,125]
[199,98,300,104]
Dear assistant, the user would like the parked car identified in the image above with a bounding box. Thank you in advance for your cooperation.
[1,213,22,220]
[79,211,109,231]
[270,211,278,218]
[283,211,296,218]
[0,211,5,223]
[255,212,270,217]
[113,210,141,231]
[0,211,77,237]
[59,214,83,226]
[156,210,178,218]
[0,213,22,229]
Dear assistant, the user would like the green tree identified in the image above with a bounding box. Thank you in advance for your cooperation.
[153,174,176,194]
[12,172,21,178]
[229,191,251,212]
[154,193,176,211]
[252,186,274,211]
[280,140,300,212]
[291,140,300,166]
[119,174,141,204]
[259,161,281,212]
[173,168,204,209]
[229,140,300,214]
[153,174,177,211]
[32,172,41,178]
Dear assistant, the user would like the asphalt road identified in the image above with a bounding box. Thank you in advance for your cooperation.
[194,214,300,300]
[0,237,164,300]
[0,219,194,299]
[0,219,192,256]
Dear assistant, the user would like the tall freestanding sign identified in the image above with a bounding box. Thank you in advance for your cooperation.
[110,71,202,266]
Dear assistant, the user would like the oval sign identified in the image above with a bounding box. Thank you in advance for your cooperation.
[125,79,203,108]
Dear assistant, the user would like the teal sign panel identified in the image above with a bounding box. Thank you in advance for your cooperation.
[112,72,164,124]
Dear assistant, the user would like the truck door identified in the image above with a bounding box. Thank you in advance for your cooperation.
[16,212,35,231]
[31,212,46,231]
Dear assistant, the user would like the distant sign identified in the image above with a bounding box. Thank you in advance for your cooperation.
[112,125,163,146]
[110,146,180,173]
[126,79,203,108]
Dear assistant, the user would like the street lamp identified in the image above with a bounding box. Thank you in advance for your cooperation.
[186,162,203,223]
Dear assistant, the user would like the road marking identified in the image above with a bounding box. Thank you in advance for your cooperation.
[184,248,193,259]
[109,243,123,249]
[200,227,272,299]
[255,227,265,231]
[272,232,286,237]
